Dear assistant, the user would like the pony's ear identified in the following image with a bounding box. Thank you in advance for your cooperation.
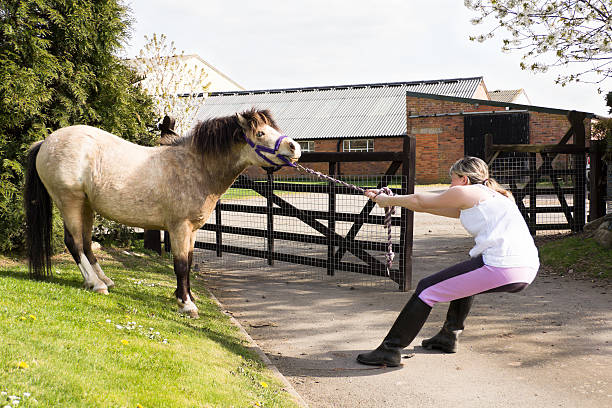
[236,113,250,132]
[162,115,176,131]
[159,115,176,132]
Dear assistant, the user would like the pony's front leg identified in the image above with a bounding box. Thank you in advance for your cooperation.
[169,224,198,318]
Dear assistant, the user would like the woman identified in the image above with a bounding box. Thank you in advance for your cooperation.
[357,156,539,367]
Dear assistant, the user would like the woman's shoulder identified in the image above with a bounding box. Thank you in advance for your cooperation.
[450,184,492,196]
[446,185,490,209]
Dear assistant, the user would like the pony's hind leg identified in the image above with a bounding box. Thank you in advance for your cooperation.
[64,225,108,294]
[61,200,108,295]
[81,208,114,289]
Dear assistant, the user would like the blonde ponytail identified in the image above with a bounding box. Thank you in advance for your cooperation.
[483,178,513,199]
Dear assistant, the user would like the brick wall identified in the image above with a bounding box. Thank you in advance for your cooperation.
[406,95,589,184]
[244,95,590,184]
[246,137,408,178]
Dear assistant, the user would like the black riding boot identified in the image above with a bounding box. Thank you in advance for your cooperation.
[357,295,431,367]
[422,296,474,353]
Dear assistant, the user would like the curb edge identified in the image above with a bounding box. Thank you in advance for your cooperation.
[206,289,309,408]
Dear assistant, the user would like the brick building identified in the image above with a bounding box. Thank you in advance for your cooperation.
[195,77,593,183]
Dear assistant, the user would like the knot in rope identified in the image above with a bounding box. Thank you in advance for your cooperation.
[375,187,395,272]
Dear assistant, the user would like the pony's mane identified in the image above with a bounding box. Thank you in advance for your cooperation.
[175,109,279,157]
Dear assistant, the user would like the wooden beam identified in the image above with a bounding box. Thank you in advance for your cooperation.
[300,151,404,162]
[399,135,416,292]
[567,110,587,147]
[490,144,588,154]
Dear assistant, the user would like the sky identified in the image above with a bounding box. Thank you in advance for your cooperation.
[121,0,611,117]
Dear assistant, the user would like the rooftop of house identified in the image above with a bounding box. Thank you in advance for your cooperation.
[489,89,531,104]
[195,77,486,139]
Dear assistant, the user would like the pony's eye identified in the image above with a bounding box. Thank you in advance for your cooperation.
[256,131,265,138]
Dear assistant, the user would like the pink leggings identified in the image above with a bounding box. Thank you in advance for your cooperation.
[416,255,538,307]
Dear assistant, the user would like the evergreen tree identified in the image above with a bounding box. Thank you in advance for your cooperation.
[0,0,157,252]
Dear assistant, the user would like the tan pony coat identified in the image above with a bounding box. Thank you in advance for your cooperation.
[26,109,300,317]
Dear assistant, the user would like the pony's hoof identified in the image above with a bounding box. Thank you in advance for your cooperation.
[103,279,115,289]
[94,286,109,295]
[177,307,199,319]
[177,296,198,318]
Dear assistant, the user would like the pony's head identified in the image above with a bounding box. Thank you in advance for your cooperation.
[189,108,301,169]
[236,109,301,168]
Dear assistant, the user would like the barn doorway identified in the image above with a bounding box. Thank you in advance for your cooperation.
[464,111,530,159]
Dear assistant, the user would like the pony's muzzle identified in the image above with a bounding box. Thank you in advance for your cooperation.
[282,139,301,162]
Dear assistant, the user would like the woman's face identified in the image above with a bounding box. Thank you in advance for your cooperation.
[450,172,469,187]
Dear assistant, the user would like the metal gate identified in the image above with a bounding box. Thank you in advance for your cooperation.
[194,137,416,291]
[483,111,591,234]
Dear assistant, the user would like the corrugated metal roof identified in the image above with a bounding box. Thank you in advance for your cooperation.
[489,89,523,103]
[403,77,482,98]
[194,77,483,140]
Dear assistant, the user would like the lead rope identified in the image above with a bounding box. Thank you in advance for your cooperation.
[294,163,395,274]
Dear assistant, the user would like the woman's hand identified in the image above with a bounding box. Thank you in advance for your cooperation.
[365,189,393,207]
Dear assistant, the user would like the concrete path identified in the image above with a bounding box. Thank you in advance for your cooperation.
[195,211,611,408]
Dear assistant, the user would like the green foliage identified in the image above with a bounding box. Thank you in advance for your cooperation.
[92,216,140,248]
[0,0,158,253]
[593,97,612,159]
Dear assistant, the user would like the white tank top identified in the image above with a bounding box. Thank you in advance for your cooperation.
[459,184,540,270]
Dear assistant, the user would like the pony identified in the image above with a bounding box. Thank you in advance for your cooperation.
[24,109,301,318]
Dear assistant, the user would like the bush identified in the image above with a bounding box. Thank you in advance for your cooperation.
[92,216,141,248]
[0,1,157,254]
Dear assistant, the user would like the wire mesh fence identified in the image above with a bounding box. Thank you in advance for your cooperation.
[193,174,407,290]
[488,152,588,235]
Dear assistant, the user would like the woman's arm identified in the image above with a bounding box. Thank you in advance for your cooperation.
[421,207,461,218]
[365,187,473,215]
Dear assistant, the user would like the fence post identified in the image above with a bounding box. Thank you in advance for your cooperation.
[568,111,587,231]
[589,140,605,221]
[266,168,275,266]
[327,161,337,276]
[215,201,222,257]
[143,230,162,255]
[164,230,171,253]
[399,135,416,291]
[528,153,537,235]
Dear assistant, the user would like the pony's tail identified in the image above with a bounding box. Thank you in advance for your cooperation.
[24,141,53,279]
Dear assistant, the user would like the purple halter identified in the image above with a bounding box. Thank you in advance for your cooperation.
[243,133,297,170]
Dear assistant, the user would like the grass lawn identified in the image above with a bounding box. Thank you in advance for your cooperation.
[537,233,611,280]
[0,248,300,408]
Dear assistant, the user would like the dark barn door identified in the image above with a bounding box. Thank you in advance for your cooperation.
[464,112,530,159]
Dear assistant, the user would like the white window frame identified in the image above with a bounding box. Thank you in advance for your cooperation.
[343,139,373,152]
[298,140,315,152]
